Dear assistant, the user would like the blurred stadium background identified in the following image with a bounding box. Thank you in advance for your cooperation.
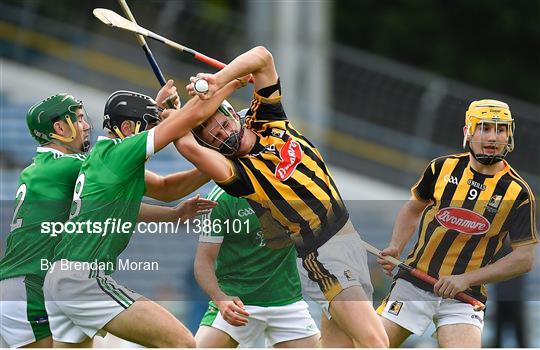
[1,0,538,347]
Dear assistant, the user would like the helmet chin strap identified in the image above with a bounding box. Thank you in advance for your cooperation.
[467,144,504,165]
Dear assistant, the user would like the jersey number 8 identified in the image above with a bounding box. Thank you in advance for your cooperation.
[69,173,85,219]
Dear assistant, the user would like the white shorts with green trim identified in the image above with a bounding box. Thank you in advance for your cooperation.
[377,278,484,335]
[0,276,51,347]
[202,300,319,347]
[43,262,141,343]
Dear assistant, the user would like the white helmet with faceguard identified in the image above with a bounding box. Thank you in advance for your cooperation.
[192,100,246,156]
[463,99,515,165]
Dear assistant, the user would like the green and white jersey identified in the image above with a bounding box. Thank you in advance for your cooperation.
[200,186,302,307]
[0,148,85,280]
[52,130,154,272]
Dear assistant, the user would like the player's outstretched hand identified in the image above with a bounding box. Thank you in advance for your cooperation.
[215,296,250,327]
[378,246,400,277]
[186,73,217,99]
[433,274,471,299]
[174,194,217,223]
[155,79,179,109]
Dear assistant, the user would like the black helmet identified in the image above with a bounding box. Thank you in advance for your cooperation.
[103,90,160,138]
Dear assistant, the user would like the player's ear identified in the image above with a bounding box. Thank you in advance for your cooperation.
[463,126,470,139]
[53,120,65,135]
[121,120,133,136]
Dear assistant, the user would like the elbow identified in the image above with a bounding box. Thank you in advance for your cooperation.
[253,46,273,67]
[523,254,535,273]
[517,248,535,273]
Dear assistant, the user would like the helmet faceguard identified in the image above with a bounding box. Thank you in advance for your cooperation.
[192,101,246,157]
[463,99,514,165]
[103,90,161,139]
[26,93,93,154]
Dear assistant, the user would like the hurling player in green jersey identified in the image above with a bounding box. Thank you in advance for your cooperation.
[44,79,247,348]
[0,93,91,348]
[195,185,319,347]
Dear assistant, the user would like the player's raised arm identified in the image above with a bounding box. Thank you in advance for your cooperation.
[188,46,279,99]
[152,79,244,153]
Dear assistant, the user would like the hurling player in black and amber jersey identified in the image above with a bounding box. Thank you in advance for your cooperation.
[377,99,537,347]
[176,46,388,348]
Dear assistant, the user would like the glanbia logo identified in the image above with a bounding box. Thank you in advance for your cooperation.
[436,207,490,235]
[275,139,303,181]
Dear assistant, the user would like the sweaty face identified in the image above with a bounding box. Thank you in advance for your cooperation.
[468,121,509,156]
[199,111,242,149]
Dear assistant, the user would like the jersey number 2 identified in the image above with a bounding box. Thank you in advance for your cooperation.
[10,184,27,232]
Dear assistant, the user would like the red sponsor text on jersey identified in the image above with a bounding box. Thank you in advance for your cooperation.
[275,139,303,181]
[436,207,490,235]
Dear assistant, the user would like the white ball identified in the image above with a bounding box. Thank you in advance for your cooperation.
[194,79,209,93]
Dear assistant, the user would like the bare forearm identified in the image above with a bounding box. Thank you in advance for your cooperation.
[463,247,535,286]
[181,80,242,126]
[138,203,175,222]
[214,46,270,88]
[162,169,210,201]
[194,257,225,301]
[390,202,424,254]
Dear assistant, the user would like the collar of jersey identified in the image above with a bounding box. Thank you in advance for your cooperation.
[97,136,110,141]
[36,146,65,156]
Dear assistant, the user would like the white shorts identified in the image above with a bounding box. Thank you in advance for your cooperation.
[378,278,484,335]
[0,276,51,347]
[297,224,373,318]
[201,300,319,347]
[43,262,141,343]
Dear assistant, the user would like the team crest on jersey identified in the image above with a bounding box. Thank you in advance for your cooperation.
[271,128,286,138]
[388,301,403,316]
[275,139,303,181]
[344,270,356,281]
[436,207,490,235]
[486,195,503,212]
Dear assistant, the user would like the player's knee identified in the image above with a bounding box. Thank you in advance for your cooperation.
[157,330,195,348]
[354,332,389,348]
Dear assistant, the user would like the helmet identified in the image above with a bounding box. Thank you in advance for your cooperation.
[27,93,81,144]
[103,90,160,139]
[463,99,515,165]
[26,93,91,152]
[192,100,245,156]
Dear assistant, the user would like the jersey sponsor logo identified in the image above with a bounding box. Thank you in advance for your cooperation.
[467,179,486,191]
[388,301,403,316]
[443,174,459,185]
[275,139,303,181]
[436,207,490,235]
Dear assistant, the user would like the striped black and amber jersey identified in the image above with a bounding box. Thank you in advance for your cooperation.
[396,153,538,302]
[216,91,348,257]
